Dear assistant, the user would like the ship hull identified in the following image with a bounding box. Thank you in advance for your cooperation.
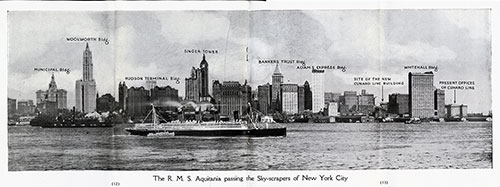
[39,122,112,128]
[126,127,286,137]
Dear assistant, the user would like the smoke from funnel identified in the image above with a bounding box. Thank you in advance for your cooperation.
[161,101,182,107]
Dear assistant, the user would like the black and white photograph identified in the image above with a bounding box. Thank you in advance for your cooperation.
[6,8,493,173]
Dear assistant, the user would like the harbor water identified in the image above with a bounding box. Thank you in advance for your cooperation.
[8,122,492,171]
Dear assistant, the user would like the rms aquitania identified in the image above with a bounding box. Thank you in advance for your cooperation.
[125,104,286,137]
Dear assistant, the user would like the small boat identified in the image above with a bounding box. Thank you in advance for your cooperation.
[125,104,286,137]
[8,120,17,126]
[405,118,422,124]
[16,116,35,126]
[293,115,310,123]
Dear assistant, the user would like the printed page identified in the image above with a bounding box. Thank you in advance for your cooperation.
[1,1,500,187]
[248,9,492,170]
[8,10,250,170]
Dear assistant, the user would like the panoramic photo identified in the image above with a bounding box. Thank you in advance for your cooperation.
[7,10,491,171]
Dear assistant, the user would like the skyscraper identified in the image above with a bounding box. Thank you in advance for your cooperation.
[96,93,116,112]
[185,54,210,102]
[75,43,97,113]
[36,73,67,109]
[281,84,298,114]
[8,98,16,116]
[150,85,179,112]
[150,86,179,104]
[388,93,409,115]
[298,85,305,113]
[199,54,209,97]
[271,64,283,112]
[304,81,312,110]
[185,67,200,102]
[126,87,150,118]
[220,81,242,118]
[311,69,325,113]
[257,83,271,114]
[434,89,446,118]
[240,80,252,115]
[212,80,222,111]
[408,72,434,118]
[118,82,128,111]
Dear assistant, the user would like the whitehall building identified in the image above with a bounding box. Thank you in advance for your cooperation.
[408,72,435,118]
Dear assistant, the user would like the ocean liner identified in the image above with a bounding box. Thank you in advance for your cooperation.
[125,104,286,137]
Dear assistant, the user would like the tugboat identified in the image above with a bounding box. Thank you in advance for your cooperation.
[125,104,286,137]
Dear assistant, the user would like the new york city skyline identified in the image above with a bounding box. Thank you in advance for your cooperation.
[249,10,490,114]
[6,9,494,174]
[8,10,491,114]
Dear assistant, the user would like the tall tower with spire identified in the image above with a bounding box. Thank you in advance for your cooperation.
[185,54,211,102]
[271,64,284,112]
[75,43,97,113]
[304,80,312,110]
[48,73,57,91]
[35,73,67,111]
[199,54,209,97]
[47,73,62,107]
[82,43,93,81]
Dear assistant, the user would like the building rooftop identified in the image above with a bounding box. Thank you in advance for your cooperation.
[409,71,434,75]
[273,64,283,76]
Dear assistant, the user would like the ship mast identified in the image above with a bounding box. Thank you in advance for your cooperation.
[248,102,254,123]
[453,90,457,104]
[152,104,158,128]
[381,85,384,102]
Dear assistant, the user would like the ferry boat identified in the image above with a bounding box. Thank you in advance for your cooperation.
[30,113,113,128]
[125,104,286,137]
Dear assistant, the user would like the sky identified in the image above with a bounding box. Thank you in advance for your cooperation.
[8,10,491,113]
[8,11,249,108]
[249,10,491,114]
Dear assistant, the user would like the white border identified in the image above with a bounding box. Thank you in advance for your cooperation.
[1,1,499,187]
